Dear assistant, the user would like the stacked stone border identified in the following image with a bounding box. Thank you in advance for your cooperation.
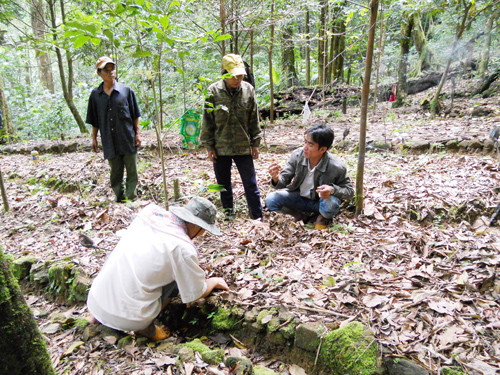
[5,254,471,375]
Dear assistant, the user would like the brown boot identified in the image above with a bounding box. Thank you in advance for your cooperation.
[314,215,329,230]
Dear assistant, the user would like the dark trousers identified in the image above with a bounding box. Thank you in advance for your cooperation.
[213,155,263,219]
[108,153,138,202]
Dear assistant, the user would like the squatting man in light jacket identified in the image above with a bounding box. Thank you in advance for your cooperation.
[266,123,354,229]
[86,197,229,341]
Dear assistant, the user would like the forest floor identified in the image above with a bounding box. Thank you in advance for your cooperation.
[1,78,499,375]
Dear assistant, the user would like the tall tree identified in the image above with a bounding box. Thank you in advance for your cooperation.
[0,249,56,374]
[479,10,497,78]
[413,12,434,73]
[393,14,413,108]
[356,0,379,216]
[305,9,311,86]
[430,0,498,114]
[0,71,13,139]
[372,0,385,114]
[318,0,328,86]
[281,23,298,88]
[47,0,87,133]
[268,0,275,123]
[30,0,54,93]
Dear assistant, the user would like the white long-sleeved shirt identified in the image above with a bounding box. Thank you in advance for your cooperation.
[87,204,207,331]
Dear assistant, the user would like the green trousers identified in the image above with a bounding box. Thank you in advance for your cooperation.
[108,153,138,202]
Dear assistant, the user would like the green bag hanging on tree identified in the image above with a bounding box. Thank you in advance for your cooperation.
[180,109,201,149]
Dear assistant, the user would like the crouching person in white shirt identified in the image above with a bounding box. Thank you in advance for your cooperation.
[86,196,229,341]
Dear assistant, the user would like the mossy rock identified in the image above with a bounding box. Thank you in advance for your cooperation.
[178,346,195,362]
[30,261,52,285]
[267,317,281,333]
[201,349,225,365]
[442,367,467,375]
[279,320,297,340]
[256,308,277,324]
[295,322,326,353]
[183,338,210,354]
[383,356,428,375]
[11,256,36,280]
[48,262,75,300]
[68,270,91,303]
[319,321,383,375]
[212,307,239,330]
[254,365,277,375]
[225,357,253,375]
[117,335,134,349]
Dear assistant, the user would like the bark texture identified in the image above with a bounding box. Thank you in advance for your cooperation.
[0,249,55,375]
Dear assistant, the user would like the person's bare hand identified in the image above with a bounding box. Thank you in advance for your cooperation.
[316,185,334,199]
[135,134,142,147]
[211,277,229,291]
[251,147,259,160]
[208,150,217,162]
[268,163,281,183]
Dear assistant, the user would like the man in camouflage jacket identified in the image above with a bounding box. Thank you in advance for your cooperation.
[200,54,263,220]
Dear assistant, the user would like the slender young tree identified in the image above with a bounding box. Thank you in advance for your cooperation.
[430,0,498,114]
[372,0,385,114]
[318,0,328,86]
[47,0,87,133]
[305,9,311,85]
[268,0,275,123]
[356,0,379,216]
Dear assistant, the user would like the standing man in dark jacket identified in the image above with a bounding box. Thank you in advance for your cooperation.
[200,54,263,220]
[266,124,354,229]
[86,56,142,202]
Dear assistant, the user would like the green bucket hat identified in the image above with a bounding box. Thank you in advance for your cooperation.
[170,197,221,236]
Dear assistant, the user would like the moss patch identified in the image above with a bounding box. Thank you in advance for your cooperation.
[183,338,210,354]
[319,321,382,375]
[212,307,239,330]
[254,365,277,375]
[442,367,468,375]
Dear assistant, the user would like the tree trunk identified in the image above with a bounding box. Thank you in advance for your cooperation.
[372,0,385,114]
[413,12,433,73]
[281,24,298,88]
[431,2,471,115]
[318,0,328,86]
[479,11,496,79]
[0,249,56,374]
[31,0,54,93]
[0,167,8,212]
[393,14,413,108]
[220,0,226,56]
[332,18,345,81]
[47,0,87,134]
[475,66,500,95]
[268,0,275,123]
[0,71,14,139]
[305,9,311,86]
[355,0,379,217]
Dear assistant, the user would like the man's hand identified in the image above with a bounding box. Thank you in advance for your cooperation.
[208,150,217,162]
[92,138,99,153]
[316,185,334,199]
[251,147,259,160]
[199,277,229,300]
[268,162,281,183]
[135,134,142,147]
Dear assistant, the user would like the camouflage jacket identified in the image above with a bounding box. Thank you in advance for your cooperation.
[200,80,261,156]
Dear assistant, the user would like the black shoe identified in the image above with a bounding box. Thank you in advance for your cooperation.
[224,208,235,221]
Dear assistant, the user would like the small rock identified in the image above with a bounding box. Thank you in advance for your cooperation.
[383,357,429,375]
